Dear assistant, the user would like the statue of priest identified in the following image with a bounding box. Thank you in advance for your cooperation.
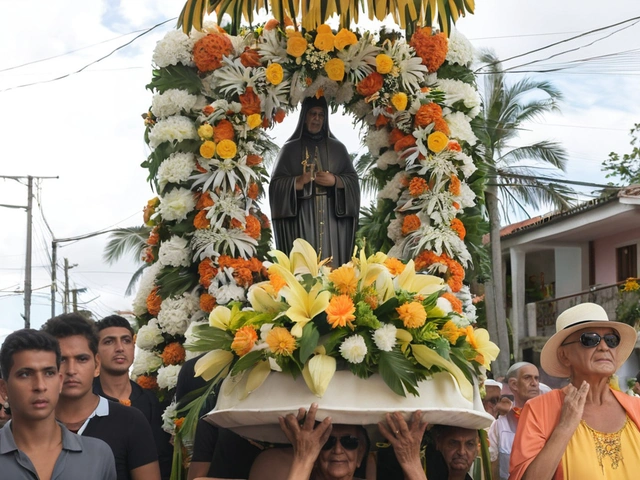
[269,96,360,267]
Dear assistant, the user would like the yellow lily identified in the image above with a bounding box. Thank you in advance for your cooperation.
[395,328,414,353]
[209,305,232,330]
[465,327,500,369]
[270,264,331,337]
[247,282,286,314]
[394,260,445,296]
[411,344,473,402]
[302,352,336,397]
[291,238,329,276]
[241,359,271,399]
[194,349,234,381]
[357,247,387,289]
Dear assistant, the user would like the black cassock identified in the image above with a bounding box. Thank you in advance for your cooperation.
[269,97,360,267]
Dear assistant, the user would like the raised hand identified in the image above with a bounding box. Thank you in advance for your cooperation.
[378,411,428,480]
[279,403,332,464]
[558,381,589,432]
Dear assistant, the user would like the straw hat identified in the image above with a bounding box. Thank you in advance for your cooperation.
[540,302,638,378]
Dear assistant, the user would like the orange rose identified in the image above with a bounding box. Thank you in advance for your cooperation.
[239,87,261,115]
[240,47,261,67]
[214,119,235,142]
[356,72,384,97]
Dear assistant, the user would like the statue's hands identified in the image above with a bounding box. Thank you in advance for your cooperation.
[314,172,336,187]
[296,172,313,190]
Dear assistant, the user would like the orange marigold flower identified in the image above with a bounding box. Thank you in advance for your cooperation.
[233,267,254,288]
[247,257,264,273]
[244,215,261,239]
[394,134,417,152]
[440,320,463,345]
[364,293,378,310]
[198,258,218,289]
[136,375,158,390]
[231,326,259,356]
[240,47,261,67]
[356,72,384,97]
[434,117,450,136]
[410,28,448,73]
[214,119,235,143]
[442,292,463,313]
[147,227,160,246]
[401,214,421,236]
[414,103,443,128]
[193,33,233,72]
[449,175,461,196]
[447,140,462,152]
[450,218,466,240]
[396,301,427,329]
[325,295,356,329]
[196,191,214,210]
[239,87,262,116]
[200,292,217,313]
[389,128,405,146]
[203,105,214,116]
[146,287,161,316]
[161,342,186,366]
[265,327,297,355]
[328,265,358,296]
[174,417,185,430]
[269,271,287,294]
[384,257,406,275]
[194,210,210,229]
[408,177,428,197]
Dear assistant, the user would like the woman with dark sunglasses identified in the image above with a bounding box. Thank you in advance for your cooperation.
[274,403,428,480]
[510,302,640,480]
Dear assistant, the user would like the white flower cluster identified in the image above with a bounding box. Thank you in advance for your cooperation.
[444,111,478,146]
[340,334,368,363]
[136,318,165,350]
[183,320,208,361]
[131,349,163,378]
[151,89,201,119]
[152,30,195,68]
[157,364,182,390]
[132,262,162,316]
[376,150,400,170]
[378,171,407,202]
[157,292,201,336]
[158,187,196,222]
[158,235,191,268]
[158,152,196,191]
[436,78,481,119]
[148,116,199,149]
[161,401,178,434]
[445,30,474,67]
[365,128,390,157]
[208,268,246,304]
[372,324,397,351]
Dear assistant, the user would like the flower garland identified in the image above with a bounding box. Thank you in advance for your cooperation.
[134,20,486,443]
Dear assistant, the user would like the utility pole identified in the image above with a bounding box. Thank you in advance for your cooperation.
[64,258,71,314]
[51,240,57,318]
[0,175,57,328]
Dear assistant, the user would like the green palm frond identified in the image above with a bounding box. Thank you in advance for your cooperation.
[103,226,151,265]
[125,264,150,297]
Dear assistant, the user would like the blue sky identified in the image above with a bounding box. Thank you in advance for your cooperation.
[1,0,639,337]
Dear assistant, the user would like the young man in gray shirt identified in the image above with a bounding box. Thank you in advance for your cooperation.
[0,329,116,480]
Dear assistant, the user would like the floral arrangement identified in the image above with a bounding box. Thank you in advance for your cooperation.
[132,18,486,454]
[189,238,498,402]
[616,277,640,328]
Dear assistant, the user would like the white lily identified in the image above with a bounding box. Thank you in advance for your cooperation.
[302,353,336,397]
[209,305,232,330]
[240,359,271,399]
[194,349,234,381]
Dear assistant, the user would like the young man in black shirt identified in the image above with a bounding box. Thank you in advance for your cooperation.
[93,315,173,479]
[42,313,161,480]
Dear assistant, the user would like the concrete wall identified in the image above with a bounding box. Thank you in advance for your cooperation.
[594,226,640,285]
[555,247,583,298]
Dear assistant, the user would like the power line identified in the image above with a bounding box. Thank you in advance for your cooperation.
[0,17,175,93]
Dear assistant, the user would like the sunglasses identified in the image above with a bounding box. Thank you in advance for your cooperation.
[322,435,360,451]
[561,332,620,349]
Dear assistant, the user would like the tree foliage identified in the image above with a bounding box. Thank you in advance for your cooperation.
[602,123,640,186]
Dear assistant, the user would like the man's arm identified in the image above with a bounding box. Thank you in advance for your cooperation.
[131,461,161,480]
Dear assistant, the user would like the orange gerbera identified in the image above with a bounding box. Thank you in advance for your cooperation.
[136,375,158,390]
[325,295,356,329]
[328,265,358,296]
[161,342,186,366]
[146,287,162,316]
[401,214,421,236]
[450,218,466,240]
[265,327,297,355]
[409,27,447,73]
[396,302,427,328]
[414,103,443,128]
[384,257,406,275]
[200,292,217,312]
[231,326,259,356]
[449,175,461,196]
[193,33,233,72]
[441,292,463,313]
[408,177,428,197]
[244,215,261,239]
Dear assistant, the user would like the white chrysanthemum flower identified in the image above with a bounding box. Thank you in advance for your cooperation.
[131,349,162,378]
[132,262,162,316]
[152,30,195,68]
[376,150,399,170]
[436,78,481,119]
[158,187,196,222]
[366,128,390,156]
[340,334,368,364]
[335,81,355,104]
[372,324,397,352]
[161,401,178,434]
[148,116,198,149]
[208,268,246,304]
[444,111,478,146]
[350,99,371,120]
[158,152,196,191]
[157,292,200,336]
[387,217,403,243]
[158,235,191,268]
[455,151,477,178]
[157,364,182,390]
[151,90,200,119]
[378,171,407,201]
[446,30,474,67]
[436,297,453,315]
[136,319,164,350]
[457,183,476,208]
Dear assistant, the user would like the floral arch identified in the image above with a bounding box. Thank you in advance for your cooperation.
[132,17,495,471]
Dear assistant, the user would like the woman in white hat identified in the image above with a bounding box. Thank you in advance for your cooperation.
[510,302,640,479]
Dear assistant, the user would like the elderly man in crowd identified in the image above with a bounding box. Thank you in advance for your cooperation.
[489,362,540,480]
[482,379,502,418]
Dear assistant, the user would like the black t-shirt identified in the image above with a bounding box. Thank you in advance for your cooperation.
[83,399,159,480]
[93,378,173,480]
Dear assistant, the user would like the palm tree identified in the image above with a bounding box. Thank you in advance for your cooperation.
[103,226,151,296]
[475,49,574,375]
